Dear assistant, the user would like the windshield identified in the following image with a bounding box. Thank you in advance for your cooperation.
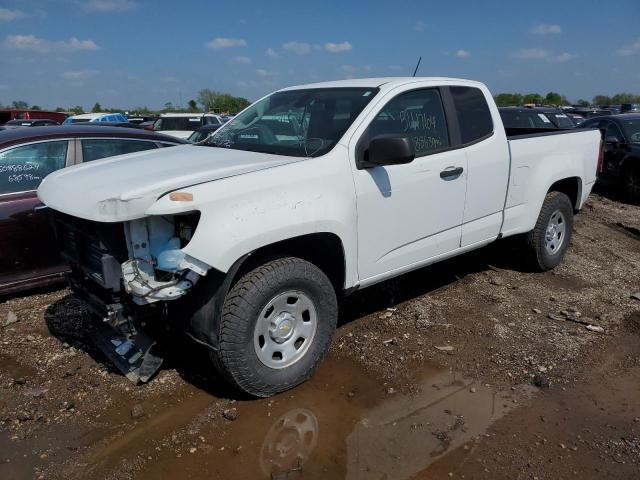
[621,119,640,143]
[207,87,378,157]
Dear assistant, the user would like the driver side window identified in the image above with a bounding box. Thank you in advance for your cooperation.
[368,89,450,157]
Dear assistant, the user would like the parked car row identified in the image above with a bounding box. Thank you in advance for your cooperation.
[63,112,129,124]
[498,106,577,133]
[0,109,68,125]
[150,113,232,139]
[498,104,640,202]
[4,119,60,127]
[578,113,640,199]
[1,110,234,143]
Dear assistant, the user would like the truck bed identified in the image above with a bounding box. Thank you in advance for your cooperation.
[500,127,601,238]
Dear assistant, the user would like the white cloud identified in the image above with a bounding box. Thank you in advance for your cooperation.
[205,37,246,49]
[236,80,257,88]
[553,52,577,62]
[282,41,311,55]
[455,49,471,58]
[531,23,562,35]
[62,69,99,80]
[0,84,8,90]
[414,20,426,32]
[84,0,136,12]
[4,35,100,53]
[325,41,352,53]
[0,8,24,21]
[229,56,251,64]
[616,38,640,56]
[341,64,358,73]
[511,48,577,63]
[511,48,549,59]
[266,47,279,58]
[256,68,277,77]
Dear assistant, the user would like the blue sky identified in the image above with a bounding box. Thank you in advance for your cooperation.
[0,0,639,109]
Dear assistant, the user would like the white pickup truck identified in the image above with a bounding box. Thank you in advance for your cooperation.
[38,77,602,396]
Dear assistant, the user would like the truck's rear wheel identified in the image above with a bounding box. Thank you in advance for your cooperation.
[525,191,574,271]
[212,257,337,397]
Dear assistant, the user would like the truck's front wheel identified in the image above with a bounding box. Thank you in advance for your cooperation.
[525,191,574,271]
[212,257,337,397]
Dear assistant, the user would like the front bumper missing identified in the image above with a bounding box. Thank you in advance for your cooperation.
[68,272,164,384]
[94,321,163,384]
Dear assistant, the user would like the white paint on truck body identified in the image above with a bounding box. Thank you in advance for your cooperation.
[38,77,601,295]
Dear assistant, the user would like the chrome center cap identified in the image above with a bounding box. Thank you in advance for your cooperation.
[269,312,295,343]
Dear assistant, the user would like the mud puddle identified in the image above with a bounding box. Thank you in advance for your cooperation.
[0,354,37,381]
[132,357,534,480]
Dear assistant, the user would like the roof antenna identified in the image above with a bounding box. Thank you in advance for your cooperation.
[412,56,422,77]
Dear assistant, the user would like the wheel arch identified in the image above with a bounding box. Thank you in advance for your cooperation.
[231,232,347,295]
[547,176,582,211]
[182,232,347,352]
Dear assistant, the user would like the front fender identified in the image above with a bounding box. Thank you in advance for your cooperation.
[145,151,359,288]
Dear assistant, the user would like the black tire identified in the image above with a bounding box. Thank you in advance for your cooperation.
[622,164,640,202]
[525,191,574,271]
[211,257,337,397]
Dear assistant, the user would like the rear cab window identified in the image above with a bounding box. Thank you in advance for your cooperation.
[0,141,68,194]
[449,86,493,144]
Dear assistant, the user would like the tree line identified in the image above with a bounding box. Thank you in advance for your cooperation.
[494,92,640,107]
[0,89,251,115]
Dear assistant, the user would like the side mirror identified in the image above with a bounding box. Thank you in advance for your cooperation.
[359,135,415,169]
[605,135,620,145]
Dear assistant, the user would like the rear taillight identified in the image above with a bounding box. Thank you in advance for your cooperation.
[597,137,604,174]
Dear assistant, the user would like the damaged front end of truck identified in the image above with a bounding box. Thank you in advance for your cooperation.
[54,210,209,383]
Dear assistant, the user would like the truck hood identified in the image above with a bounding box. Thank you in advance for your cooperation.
[38,145,302,222]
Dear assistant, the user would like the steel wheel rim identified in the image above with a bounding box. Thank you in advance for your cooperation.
[544,209,566,255]
[254,290,318,369]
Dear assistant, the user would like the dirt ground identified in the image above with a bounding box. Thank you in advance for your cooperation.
[1,191,639,480]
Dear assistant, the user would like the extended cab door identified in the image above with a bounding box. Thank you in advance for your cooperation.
[350,87,468,283]
[446,86,511,247]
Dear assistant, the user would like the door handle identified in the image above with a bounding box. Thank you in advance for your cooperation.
[439,166,464,179]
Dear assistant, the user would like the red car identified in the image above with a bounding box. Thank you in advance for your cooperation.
[0,109,68,125]
[0,125,187,295]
